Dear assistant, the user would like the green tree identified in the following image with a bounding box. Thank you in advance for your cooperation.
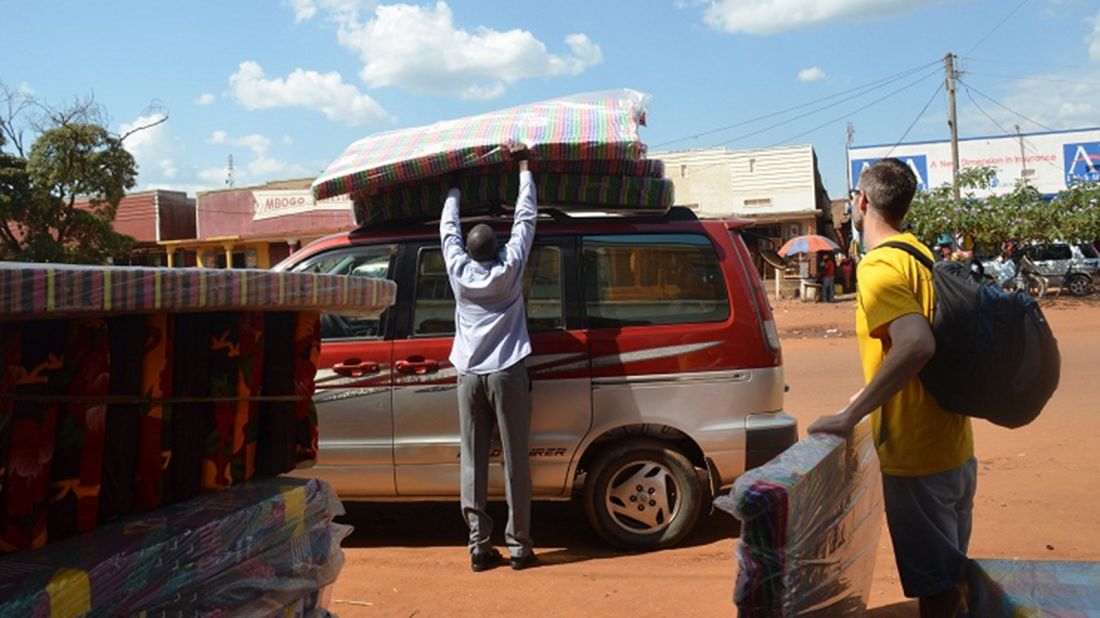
[906,165,1100,251]
[0,85,142,264]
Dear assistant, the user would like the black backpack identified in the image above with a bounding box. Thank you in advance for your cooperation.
[876,241,1060,428]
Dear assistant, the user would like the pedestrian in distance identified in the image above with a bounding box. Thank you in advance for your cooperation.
[440,142,539,573]
[821,253,837,303]
[808,158,975,617]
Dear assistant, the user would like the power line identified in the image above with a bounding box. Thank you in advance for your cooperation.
[956,77,1055,131]
[961,71,1100,88]
[966,0,1032,54]
[718,66,944,149]
[765,67,944,148]
[961,84,1061,171]
[885,82,945,157]
[677,66,944,180]
[651,58,943,149]
[960,56,1088,73]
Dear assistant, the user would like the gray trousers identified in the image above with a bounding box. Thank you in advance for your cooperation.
[457,362,533,557]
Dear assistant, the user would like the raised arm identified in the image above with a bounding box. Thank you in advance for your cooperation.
[502,149,537,271]
[440,186,467,276]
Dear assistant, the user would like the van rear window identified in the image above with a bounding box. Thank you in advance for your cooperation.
[582,234,730,327]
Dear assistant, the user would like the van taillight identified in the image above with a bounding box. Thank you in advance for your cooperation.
[729,230,782,356]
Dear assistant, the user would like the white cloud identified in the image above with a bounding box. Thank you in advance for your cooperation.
[1088,10,1100,62]
[233,133,272,157]
[194,93,215,106]
[286,0,373,23]
[229,60,391,125]
[958,69,1100,134]
[321,1,602,99]
[286,0,318,22]
[798,66,826,82]
[198,166,231,185]
[119,113,183,188]
[208,130,228,144]
[700,0,948,34]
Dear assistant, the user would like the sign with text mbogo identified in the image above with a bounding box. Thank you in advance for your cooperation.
[848,127,1100,197]
[252,190,352,221]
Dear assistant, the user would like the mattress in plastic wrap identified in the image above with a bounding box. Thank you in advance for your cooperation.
[714,421,883,617]
[0,476,348,617]
[312,89,651,200]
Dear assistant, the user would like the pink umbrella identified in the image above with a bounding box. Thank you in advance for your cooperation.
[778,234,840,257]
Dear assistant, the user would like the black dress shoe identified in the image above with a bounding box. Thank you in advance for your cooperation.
[510,552,538,571]
[471,548,502,572]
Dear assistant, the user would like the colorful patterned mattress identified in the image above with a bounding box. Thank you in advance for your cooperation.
[312,89,651,200]
[0,477,348,617]
[356,167,674,225]
[0,262,396,320]
[0,309,327,552]
[968,559,1100,617]
[714,421,883,616]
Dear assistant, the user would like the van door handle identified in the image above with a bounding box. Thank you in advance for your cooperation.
[395,358,440,375]
[332,359,380,377]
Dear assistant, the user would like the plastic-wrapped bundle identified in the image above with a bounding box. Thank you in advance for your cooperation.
[967,559,1100,617]
[311,89,651,200]
[356,169,675,225]
[713,421,883,617]
[0,477,347,617]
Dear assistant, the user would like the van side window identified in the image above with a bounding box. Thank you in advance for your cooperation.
[412,246,565,337]
[291,244,396,340]
[582,234,730,327]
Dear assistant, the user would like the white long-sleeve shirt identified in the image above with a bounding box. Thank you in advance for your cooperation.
[441,170,537,375]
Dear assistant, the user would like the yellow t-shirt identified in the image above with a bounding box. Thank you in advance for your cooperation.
[857,233,974,476]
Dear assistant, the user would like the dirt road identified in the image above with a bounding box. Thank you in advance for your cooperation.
[327,297,1100,617]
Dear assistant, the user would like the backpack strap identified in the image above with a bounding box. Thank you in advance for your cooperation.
[876,240,935,272]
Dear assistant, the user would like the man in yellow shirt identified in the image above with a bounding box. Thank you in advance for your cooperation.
[810,158,975,617]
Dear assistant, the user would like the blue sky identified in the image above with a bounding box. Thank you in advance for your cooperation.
[5,0,1099,199]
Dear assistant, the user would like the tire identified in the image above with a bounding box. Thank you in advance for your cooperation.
[1064,273,1092,297]
[582,440,703,551]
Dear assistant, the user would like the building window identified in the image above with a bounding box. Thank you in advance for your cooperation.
[680,164,687,178]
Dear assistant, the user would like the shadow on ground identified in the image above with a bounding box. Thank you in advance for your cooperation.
[338,499,741,566]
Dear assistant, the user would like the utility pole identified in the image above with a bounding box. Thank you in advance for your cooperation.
[226,154,235,188]
[1016,124,1028,178]
[945,52,961,207]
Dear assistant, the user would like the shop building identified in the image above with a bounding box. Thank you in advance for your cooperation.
[77,189,197,266]
[654,144,835,245]
[163,178,355,269]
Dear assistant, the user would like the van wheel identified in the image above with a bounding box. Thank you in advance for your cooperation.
[1065,274,1092,297]
[582,440,703,550]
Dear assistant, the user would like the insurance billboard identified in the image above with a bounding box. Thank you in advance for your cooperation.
[848,127,1100,197]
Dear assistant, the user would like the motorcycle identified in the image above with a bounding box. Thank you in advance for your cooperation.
[1012,255,1048,298]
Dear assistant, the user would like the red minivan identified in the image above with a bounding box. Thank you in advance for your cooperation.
[277,206,796,549]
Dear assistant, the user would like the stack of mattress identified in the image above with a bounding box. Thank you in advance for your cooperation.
[0,263,395,553]
[713,421,883,616]
[310,89,673,224]
[0,477,347,617]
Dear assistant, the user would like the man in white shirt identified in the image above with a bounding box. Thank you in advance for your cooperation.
[440,143,537,572]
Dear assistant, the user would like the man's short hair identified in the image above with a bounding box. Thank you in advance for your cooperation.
[858,158,917,223]
[466,223,497,262]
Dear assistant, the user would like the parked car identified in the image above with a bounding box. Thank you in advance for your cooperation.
[275,206,797,550]
[982,242,1098,297]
